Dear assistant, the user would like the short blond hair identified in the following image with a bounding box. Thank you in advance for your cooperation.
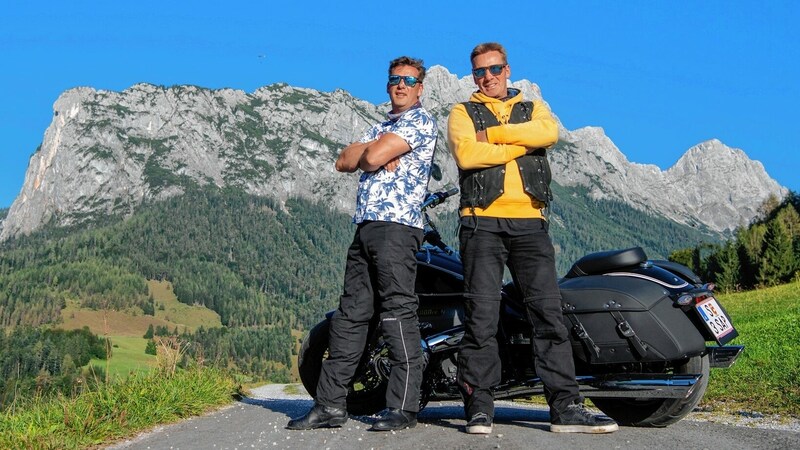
[470,42,508,65]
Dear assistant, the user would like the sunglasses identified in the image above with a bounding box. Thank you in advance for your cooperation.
[388,75,420,87]
[472,64,506,78]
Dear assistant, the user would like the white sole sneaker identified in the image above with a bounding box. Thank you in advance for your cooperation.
[550,422,619,433]
[466,423,492,434]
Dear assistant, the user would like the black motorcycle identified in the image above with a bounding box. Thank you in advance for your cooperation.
[298,188,743,427]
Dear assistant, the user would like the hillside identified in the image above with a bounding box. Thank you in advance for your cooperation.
[1,183,717,333]
[60,280,221,338]
[0,187,351,330]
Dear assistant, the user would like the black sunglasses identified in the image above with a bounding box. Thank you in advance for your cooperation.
[472,64,506,78]
[388,75,420,87]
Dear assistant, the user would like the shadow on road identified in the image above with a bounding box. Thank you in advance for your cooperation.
[418,403,551,432]
[239,395,551,431]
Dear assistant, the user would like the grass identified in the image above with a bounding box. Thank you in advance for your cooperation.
[289,329,304,383]
[0,368,239,450]
[147,280,222,331]
[61,280,222,381]
[702,279,800,416]
[283,384,301,395]
[90,336,156,378]
[60,280,222,338]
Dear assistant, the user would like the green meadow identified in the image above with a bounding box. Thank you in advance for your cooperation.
[91,336,156,378]
[703,279,800,415]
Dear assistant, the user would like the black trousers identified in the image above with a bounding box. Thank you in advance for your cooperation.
[316,221,425,413]
[457,221,581,419]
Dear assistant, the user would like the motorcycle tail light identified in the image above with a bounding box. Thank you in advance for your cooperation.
[676,294,694,306]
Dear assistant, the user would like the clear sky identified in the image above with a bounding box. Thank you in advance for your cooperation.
[1,1,797,209]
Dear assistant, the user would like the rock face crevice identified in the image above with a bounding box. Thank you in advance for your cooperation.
[0,66,786,241]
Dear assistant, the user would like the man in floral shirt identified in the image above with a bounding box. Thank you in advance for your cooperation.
[288,56,437,432]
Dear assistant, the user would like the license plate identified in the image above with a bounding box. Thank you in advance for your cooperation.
[695,297,737,345]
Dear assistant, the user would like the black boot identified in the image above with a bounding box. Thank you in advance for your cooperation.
[370,408,417,431]
[286,403,348,430]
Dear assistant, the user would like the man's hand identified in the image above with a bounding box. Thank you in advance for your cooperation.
[475,130,488,142]
[384,156,401,172]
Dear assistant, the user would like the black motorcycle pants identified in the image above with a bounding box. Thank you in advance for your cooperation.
[316,221,425,413]
[457,221,581,419]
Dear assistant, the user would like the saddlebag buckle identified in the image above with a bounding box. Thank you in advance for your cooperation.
[610,311,649,358]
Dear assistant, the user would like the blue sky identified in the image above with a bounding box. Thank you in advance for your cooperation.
[1,1,797,209]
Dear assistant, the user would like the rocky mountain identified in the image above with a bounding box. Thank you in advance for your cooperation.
[0,66,787,241]
[551,131,787,232]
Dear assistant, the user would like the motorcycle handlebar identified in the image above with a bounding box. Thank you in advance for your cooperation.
[422,187,459,210]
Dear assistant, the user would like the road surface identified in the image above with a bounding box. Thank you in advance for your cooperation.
[108,384,800,449]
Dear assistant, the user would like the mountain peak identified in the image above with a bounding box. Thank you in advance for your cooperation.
[0,70,786,240]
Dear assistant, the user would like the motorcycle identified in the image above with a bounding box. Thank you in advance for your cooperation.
[298,188,744,427]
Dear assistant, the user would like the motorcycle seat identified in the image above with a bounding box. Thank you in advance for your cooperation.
[563,247,647,279]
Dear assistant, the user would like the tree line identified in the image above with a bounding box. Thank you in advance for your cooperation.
[0,183,720,330]
[0,186,354,330]
[670,192,800,291]
[142,324,294,382]
[0,326,107,409]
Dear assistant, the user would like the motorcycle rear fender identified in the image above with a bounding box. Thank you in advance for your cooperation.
[651,260,703,285]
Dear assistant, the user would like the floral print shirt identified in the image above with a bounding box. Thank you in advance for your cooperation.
[352,104,437,229]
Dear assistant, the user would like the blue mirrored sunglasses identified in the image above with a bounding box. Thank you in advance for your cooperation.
[388,75,420,87]
[472,64,506,78]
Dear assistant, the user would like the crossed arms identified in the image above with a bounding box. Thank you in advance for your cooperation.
[448,100,558,170]
[335,132,409,173]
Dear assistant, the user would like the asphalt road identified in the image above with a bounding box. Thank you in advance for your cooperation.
[108,384,800,450]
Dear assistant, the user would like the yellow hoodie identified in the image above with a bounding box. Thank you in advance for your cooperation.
[448,90,558,219]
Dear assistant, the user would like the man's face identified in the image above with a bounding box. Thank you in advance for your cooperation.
[387,64,423,113]
[472,50,510,99]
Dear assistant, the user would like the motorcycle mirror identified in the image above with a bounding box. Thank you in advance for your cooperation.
[431,163,442,181]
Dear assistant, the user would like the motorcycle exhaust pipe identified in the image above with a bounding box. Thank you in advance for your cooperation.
[422,329,464,353]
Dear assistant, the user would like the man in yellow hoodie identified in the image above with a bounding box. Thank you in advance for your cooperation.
[448,42,618,435]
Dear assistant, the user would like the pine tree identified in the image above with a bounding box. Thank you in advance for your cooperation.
[758,218,794,286]
[738,224,767,289]
[669,248,694,270]
[775,205,800,278]
[142,293,155,316]
[711,241,741,292]
[143,324,154,339]
[145,340,157,355]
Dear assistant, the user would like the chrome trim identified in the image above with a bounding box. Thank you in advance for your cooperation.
[604,272,689,289]
[423,329,463,353]
[707,345,744,368]
[507,374,701,399]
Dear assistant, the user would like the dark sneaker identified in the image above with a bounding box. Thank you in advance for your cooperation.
[370,408,417,431]
[465,412,493,434]
[550,403,618,433]
[286,403,348,430]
